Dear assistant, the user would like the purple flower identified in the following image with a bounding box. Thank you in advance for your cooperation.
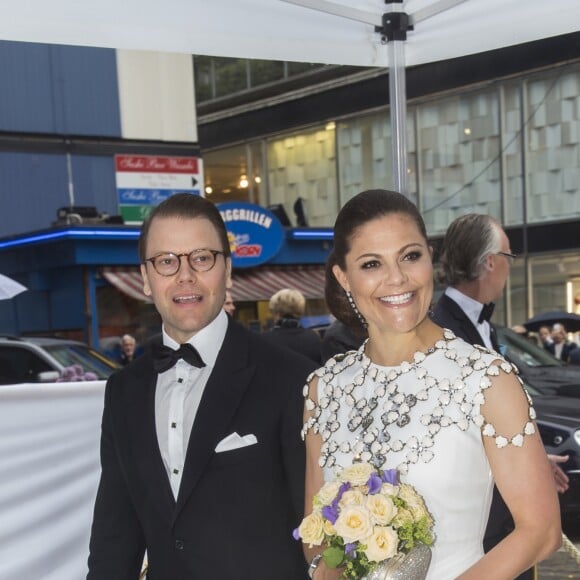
[345,543,356,556]
[381,469,399,485]
[292,527,300,540]
[322,501,339,524]
[336,481,351,501]
[367,472,383,494]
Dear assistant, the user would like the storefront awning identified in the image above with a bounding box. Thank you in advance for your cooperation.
[101,265,326,303]
[231,266,325,301]
[101,267,152,303]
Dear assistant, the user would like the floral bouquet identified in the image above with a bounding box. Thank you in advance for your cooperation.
[57,364,98,382]
[294,462,434,580]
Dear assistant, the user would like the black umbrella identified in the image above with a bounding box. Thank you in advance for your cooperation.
[523,311,580,333]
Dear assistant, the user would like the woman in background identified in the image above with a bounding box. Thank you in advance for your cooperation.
[264,288,322,364]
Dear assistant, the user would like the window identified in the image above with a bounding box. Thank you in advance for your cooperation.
[0,347,52,384]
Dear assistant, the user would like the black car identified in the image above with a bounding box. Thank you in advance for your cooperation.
[522,382,580,518]
[495,325,580,397]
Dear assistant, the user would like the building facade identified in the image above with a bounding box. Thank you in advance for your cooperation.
[0,33,579,342]
[196,32,580,328]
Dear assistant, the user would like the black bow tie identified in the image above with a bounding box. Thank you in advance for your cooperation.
[152,343,206,373]
[478,302,495,324]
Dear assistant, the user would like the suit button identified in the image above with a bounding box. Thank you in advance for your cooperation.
[175,539,185,550]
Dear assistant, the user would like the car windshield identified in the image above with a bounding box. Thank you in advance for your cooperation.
[495,326,564,368]
[44,344,118,379]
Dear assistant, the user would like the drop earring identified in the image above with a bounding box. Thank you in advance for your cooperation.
[346,290,367,328]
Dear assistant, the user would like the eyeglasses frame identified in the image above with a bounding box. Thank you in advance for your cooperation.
[495,251,517,263]
[143,249,225,276]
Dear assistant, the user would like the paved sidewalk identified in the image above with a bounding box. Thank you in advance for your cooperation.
[538,532,580,579]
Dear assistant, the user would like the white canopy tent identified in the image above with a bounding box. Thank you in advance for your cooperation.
[1,0,579,192]
[2,0,578,68]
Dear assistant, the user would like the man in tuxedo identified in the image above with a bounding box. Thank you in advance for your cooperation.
[545,322,578,362]
[431,213,568,580]
[87,193,315,579]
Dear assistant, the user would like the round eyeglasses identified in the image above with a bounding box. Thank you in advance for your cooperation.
[144,249,225,276]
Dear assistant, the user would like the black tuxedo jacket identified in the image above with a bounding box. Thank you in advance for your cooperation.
[87,319,316,580]
[545,341,579,362]
[431,296,511,540]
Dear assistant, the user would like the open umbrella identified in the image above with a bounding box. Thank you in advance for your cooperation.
[0,273,27,300]
[523,311,580,333]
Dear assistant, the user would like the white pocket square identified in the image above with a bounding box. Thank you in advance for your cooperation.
[214,432,257,453]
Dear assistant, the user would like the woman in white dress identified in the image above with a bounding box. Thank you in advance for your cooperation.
[302,190,561,579]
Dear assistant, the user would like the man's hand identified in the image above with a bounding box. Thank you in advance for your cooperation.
[547,454,570,493]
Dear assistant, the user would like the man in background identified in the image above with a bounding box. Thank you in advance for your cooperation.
[432,213,569,580]
[118,334,143,366]
[546,322,578,362]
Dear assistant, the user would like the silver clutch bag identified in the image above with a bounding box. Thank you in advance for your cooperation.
[364,543,432,580]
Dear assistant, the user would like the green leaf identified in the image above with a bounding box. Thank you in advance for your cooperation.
[323,546,345,569]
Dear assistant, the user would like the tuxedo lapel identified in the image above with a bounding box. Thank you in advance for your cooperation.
[489,325,500,351]
[173,321,256,518]
[438,294,486,348]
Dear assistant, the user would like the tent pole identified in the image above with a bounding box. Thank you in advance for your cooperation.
[378,4,411,196]
[388,38,407,194]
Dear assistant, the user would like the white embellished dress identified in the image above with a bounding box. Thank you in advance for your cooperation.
[302,330,535,580]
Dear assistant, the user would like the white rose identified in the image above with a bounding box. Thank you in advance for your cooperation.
[298,511,325,547]
[399,484,430,520]
[334,505,374,543]
[381,483,399,497]
[366,494,397,526]
[315,481,341,506]
[339,489,366,508]
[364,526,399,562]
[323,519,336,536]
[339,462,376,486]
[391,507,413,528]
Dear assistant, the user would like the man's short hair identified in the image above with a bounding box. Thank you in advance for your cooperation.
[138,193,231,262]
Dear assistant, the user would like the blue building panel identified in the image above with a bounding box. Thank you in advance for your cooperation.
[0,152,121,237]
[0,41,120,136]
[50,45,121,136]
[0,152,70,236]
[0,41,55,133]
[71,155,119,216]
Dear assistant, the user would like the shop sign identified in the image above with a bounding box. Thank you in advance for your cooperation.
[115,154,204,224]
[217,202,285,268]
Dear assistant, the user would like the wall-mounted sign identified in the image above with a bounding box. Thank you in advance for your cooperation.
[115,154,204,224]
[217,202,285,268]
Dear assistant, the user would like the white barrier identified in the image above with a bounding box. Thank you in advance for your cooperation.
[0,381,105,580]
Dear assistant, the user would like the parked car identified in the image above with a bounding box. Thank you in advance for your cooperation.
[483,326,580,516]
[0,335,119,384]
[518,382,580,518]
[495,325,580,397]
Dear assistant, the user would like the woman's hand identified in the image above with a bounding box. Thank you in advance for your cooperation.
[312,560,343,580]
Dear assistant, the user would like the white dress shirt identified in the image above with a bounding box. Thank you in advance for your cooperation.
[445,287,494,351]
[155,309,228,499]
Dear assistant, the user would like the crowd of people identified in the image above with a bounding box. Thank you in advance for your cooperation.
[87,190,569,579]
[512,322,579,364]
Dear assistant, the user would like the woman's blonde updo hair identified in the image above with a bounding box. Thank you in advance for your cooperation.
[269,288,306,319]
